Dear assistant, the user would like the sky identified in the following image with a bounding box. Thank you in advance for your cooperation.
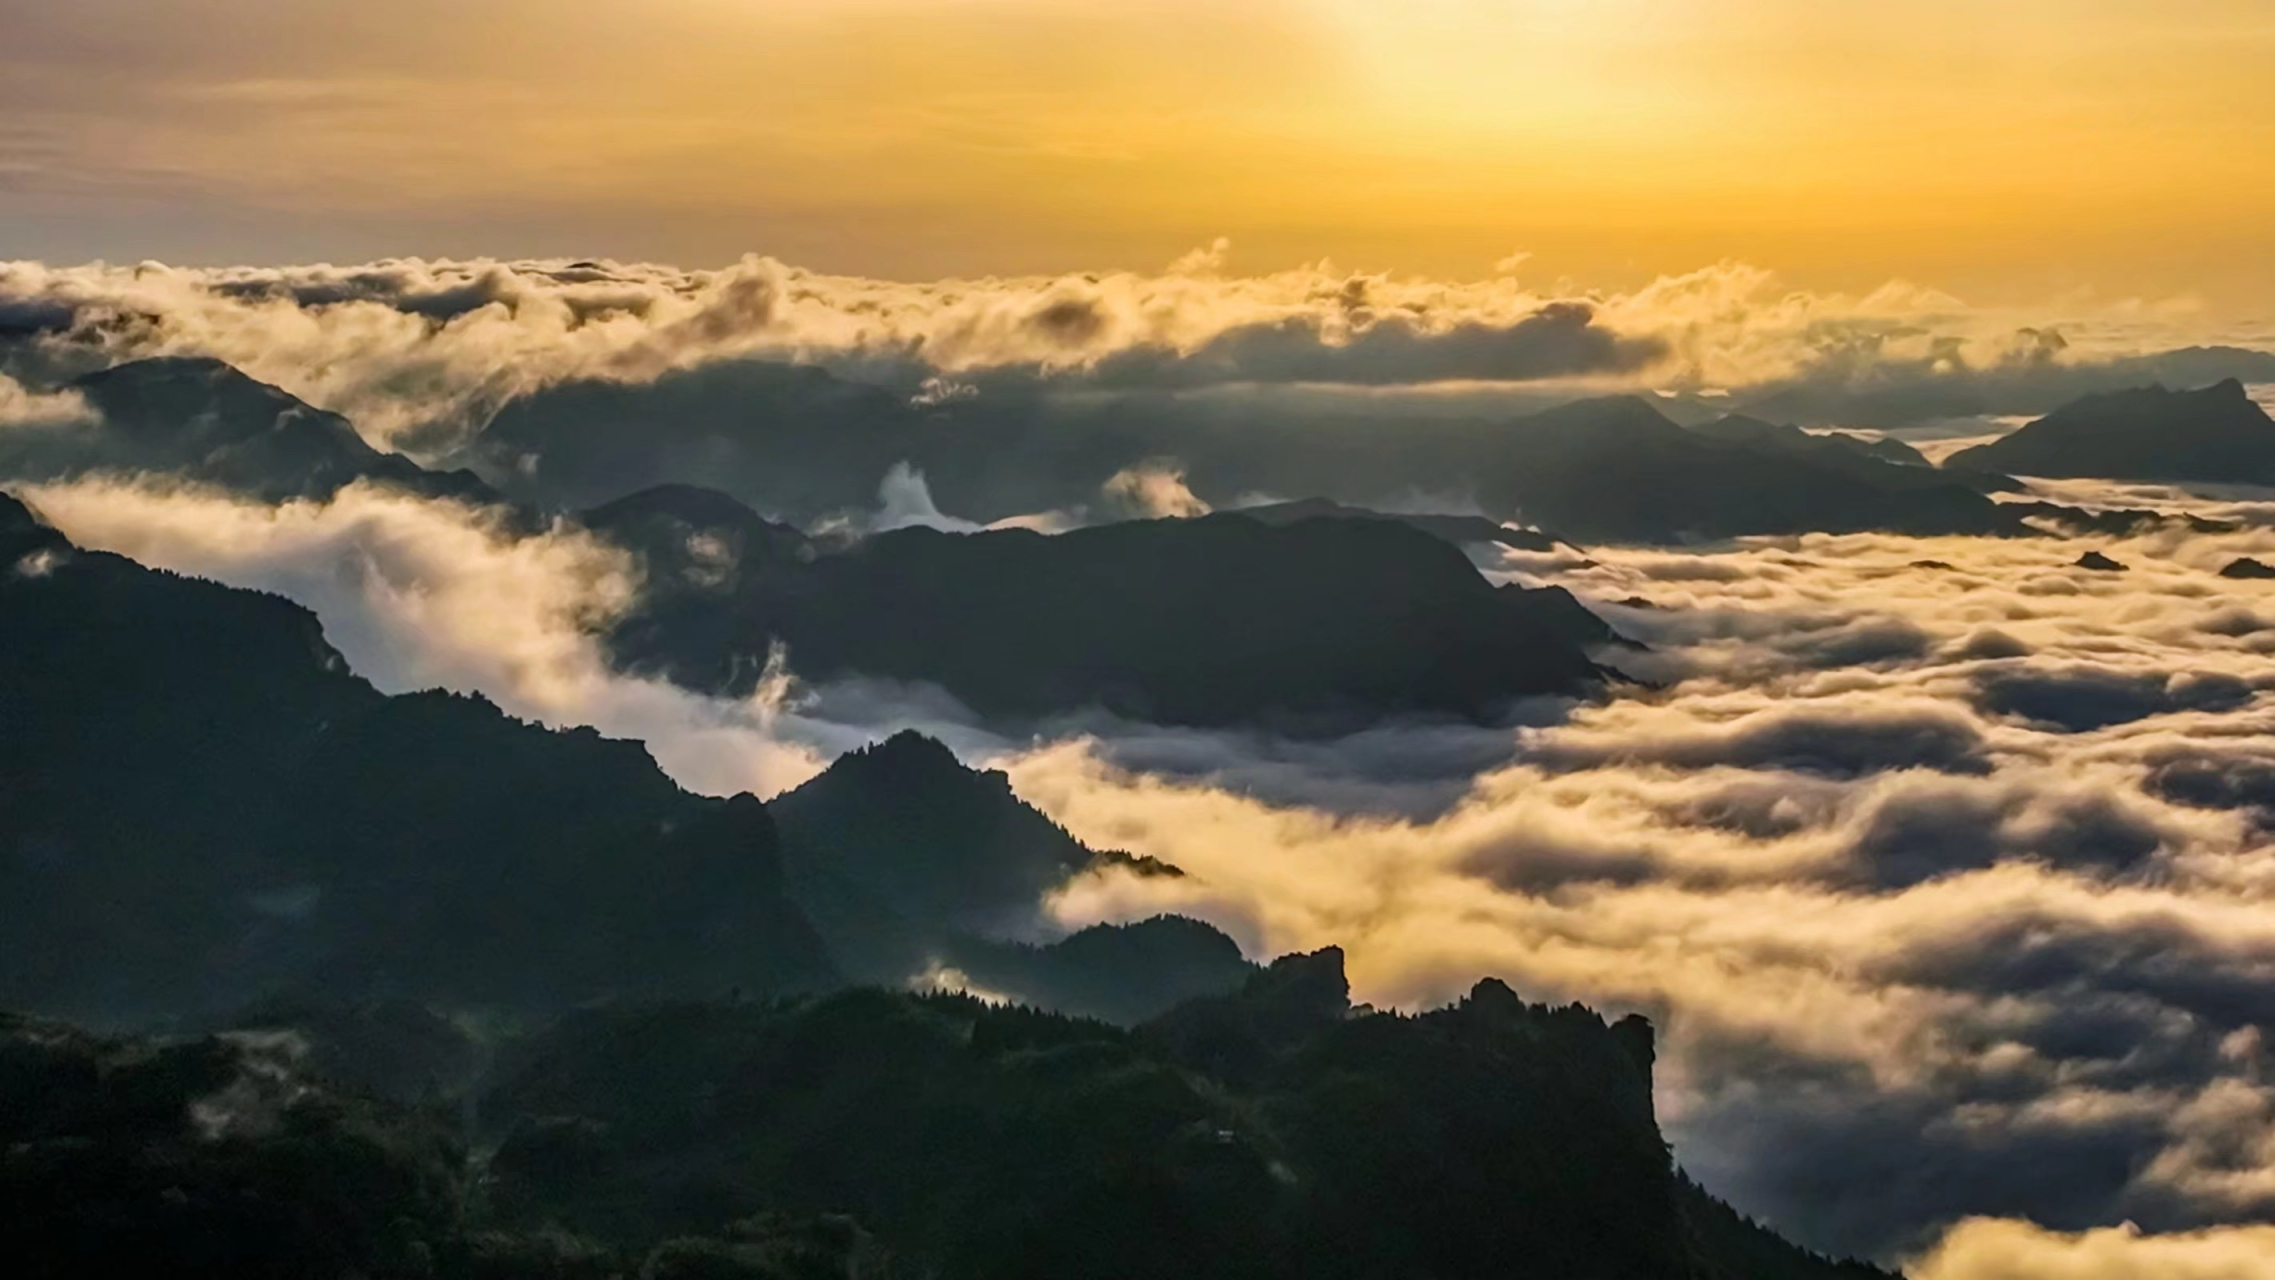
[6,0,2275,307]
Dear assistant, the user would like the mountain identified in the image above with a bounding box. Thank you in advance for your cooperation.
[1229,496,1570,552]
[944,916,1258,1027]
[769,732,1167,968]
[478,359,2042,541]
[1945,379,2275,483]
[1690,415,1931,469]
[0,489,833,1021]
[5,970,1895,1280]
[589,486,1618,727]
[1458,397,2033,541]
[2222,557,2275,580]
[473,956,1897,1280]
[0,1009,893,1279]
[1998,500,2239,538]
[0,357,501,505]
[473,359,923,514]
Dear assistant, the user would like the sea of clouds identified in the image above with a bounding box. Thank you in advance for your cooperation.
[10,248,2275,1277]
[16,463,2275,1277]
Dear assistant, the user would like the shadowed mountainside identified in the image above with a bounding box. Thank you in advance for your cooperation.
[0,489,833,1021]
[1228,496,1571,552]
[474,950,1895,1280]
[475,359,2037,541]
[585,486,1621,728]
[766,731,1207,995]
[4,967,1900,1280]
[0,357,500,505]
[1946,379,2275,483]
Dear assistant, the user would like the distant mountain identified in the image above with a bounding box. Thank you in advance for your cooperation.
[0,489,833,1021]
[473,358,920,513]
[587,487,1619,727]
[1733,344,2275,430]
[2222,557,2275,580]
[478,359,2042,541]
[1946,379,2275,483]
[1480,398,2033,539]
[0,357,500,504]
[1230,496,1570,552]
[1690,415,1931,469]
[945,915,1258,1027]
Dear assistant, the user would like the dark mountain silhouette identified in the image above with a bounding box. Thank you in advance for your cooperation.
[944,916,1259,1027]
[474,359,2040,541]
[1999,500,2239,538]
[0,357,500,504]
[5,972,1896,1280]
[765,731,1189,983]
[1690,415,1930,469]
[1733,344,2275,431]
[1229,496,1569,551]
[0,490,833,1021]
[470,955,1897,1280]
[2075,551,2128,572]
[1946,380,2275,483]
[0,1009,894,1280]
[2221,557,2275,580]
[588,487,1620,727]
[475,359,917,514]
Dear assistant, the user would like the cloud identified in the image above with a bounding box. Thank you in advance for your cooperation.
[0,373,92,430]
[1000,485,2275,1260]
[1099,461,1211,520]
[22,453,2275,1266]
[1911,1219,2275,1280]
[1074,299,1665,388]
[0,255,2264,461]
[15,476,832,799]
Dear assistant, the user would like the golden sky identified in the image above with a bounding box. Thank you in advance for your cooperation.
[6,0,2273,304]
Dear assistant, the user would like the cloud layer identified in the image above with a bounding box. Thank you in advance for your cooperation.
[2,255,2267,455]
[17,464,2275,1269]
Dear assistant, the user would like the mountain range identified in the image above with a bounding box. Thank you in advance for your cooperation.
[471,359,2042,540]
[0,483,1893,1276]
[0,489,1243,1023]
[4,962,1897,1280]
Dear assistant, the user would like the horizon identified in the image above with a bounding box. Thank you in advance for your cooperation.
[7,1,2275,309]
[9,8,2275,1280]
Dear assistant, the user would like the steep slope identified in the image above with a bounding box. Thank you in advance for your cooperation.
[767,731,1142,970]
[0,491,833,1020]
[765,731,1242,1020]
[1946,379,2275,483]
[589,491,1617,728]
